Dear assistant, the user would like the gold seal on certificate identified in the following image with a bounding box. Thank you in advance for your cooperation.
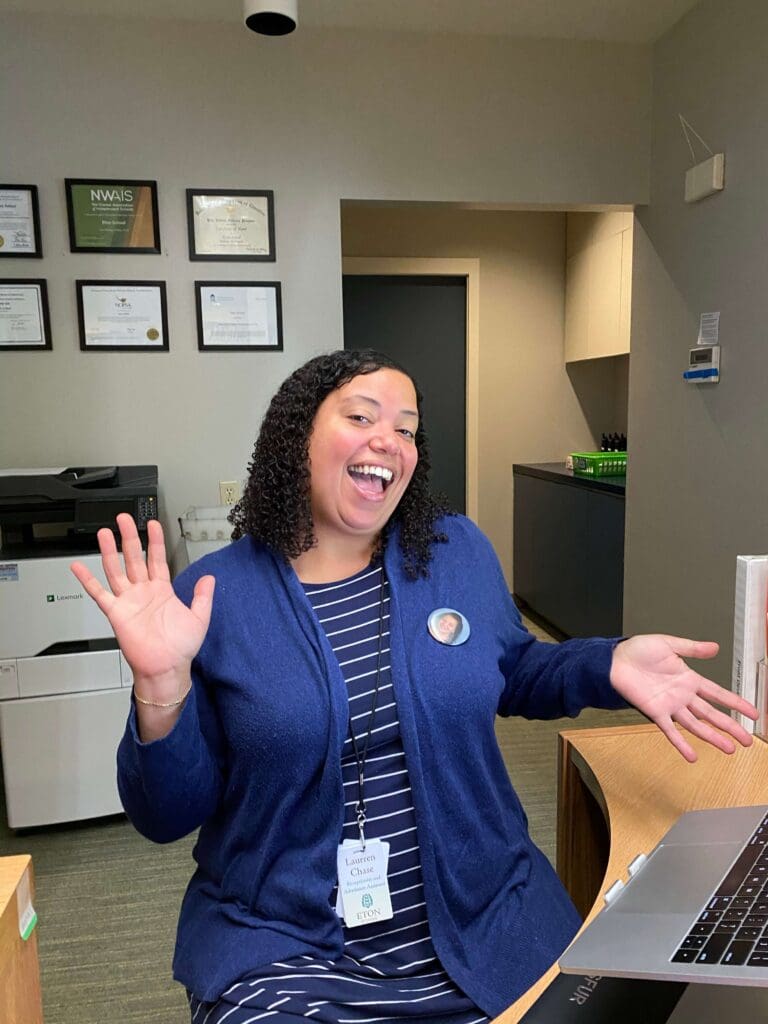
[76,281,169,352]
[186,189,276,262]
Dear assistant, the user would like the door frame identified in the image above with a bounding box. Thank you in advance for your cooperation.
[342,256,480,522]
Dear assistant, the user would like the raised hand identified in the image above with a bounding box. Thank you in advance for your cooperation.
[609,634,758,762]
[70,513,214,692]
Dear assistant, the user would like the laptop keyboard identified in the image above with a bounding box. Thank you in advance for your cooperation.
[671,812,768,968]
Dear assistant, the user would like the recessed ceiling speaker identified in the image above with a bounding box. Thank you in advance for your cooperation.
[244,0,298,35]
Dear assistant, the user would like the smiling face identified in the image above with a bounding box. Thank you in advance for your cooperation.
[306,368,419,553]
[437,613,462,643]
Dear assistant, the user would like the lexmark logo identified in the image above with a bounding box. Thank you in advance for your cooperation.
[90,188,134,203]
[46,593,83,603]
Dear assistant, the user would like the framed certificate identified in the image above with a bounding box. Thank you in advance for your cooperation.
[0,186,43,258]
[195,281,283,351]
[187,189,275,261]
[0,279,52,350]
[76,281,169,351]
[66,179,161,253]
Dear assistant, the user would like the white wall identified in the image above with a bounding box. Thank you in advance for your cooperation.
[1,11,651,537]
[625,0,768,684]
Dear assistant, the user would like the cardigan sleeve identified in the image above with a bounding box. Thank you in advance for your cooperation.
[116,567,227,844]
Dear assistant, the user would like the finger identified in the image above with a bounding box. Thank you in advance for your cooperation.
[696,677,759,720]
[117,513,148,584]
[661,636,720,661]
[70,560,116,616]
[145,519,171,582]
[689,696,755,747]
[674,707,736,755]
[190,575,216,632]
[654,713,698,763]
[97,525,131,595]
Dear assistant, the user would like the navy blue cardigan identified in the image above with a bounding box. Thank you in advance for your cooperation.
[117,515,625,1015]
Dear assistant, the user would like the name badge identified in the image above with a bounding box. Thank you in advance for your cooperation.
[335,838,393,928]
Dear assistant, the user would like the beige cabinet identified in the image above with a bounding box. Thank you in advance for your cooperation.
[564,213,633,362]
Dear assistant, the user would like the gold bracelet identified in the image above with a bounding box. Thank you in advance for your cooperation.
[133,682,192,708]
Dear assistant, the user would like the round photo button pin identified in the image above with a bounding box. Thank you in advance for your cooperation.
[428,608,470,646]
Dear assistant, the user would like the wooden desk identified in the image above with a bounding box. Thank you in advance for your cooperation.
[0,855,44,1024]
[499,723,768,1022]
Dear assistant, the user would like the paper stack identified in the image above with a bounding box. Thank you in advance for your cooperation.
[731,554,768,737]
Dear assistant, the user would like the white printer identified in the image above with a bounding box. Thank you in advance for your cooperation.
[0,466,157,828]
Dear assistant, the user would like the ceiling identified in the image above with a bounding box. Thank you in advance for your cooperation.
[3,0,700,44]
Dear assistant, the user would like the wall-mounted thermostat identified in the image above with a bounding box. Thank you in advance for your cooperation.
[683,345,720,383]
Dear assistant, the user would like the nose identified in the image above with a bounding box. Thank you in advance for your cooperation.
[369,428,399,456]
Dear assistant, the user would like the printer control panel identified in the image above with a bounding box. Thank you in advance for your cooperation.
[136,494,158,529]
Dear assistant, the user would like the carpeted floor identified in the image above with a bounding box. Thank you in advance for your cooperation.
[0,616,642,1023]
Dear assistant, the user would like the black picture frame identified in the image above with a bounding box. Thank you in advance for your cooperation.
[0,185,43,259]
[76,280,169,351]
[0,279,52,350]
[65,178,161,254]
[195,280,283,352]
[186,189,276,262]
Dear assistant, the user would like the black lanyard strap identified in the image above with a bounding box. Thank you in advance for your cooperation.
[348,568,386,850]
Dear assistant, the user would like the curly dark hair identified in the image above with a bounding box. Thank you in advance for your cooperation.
[229,349,452,579]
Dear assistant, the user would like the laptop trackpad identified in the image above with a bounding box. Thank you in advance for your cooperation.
[611,841,743,915]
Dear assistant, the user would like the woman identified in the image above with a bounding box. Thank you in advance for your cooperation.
[71,349,756,1023]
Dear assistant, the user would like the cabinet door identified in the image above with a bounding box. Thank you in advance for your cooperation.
[584,490,625,636]
[513,474,591,637]
[588,232,623,358]
[513,472,625,638]
[564,251,590,362]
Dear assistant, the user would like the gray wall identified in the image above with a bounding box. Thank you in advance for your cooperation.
[0,11,651,538]
[625,0,768,684]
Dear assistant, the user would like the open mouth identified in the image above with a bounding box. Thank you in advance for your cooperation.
[347,463,394,496]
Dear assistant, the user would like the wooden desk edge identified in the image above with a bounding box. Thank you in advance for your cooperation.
[1,853,44,1024]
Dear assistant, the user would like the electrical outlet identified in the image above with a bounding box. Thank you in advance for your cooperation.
[219,480,241,505]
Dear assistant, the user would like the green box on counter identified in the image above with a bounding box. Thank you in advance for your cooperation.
[571,451,627,476]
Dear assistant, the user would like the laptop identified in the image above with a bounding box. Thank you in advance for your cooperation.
[559,803,768,986]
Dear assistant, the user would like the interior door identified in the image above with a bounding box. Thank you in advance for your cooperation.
[342,274,466,513]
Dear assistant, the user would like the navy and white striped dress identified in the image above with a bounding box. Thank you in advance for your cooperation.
[189,563,488,1024]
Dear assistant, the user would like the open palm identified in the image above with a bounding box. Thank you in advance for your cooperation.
[609,634,757,761]
[70,513,214,683]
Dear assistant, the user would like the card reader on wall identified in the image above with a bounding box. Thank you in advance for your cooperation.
[684,345,720,383]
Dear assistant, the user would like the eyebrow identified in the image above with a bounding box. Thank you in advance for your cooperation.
[342,394,419,419]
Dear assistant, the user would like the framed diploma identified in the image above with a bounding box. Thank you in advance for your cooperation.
[195,281,283,352]
[187,189,275,261]
[65,179,161,253]
[0,279,52,350]
[76,281,169,351]
[0,186,43,258]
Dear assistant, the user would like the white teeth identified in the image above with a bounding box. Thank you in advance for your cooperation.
[349,464,394,482]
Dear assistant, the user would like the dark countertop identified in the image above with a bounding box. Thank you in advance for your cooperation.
[513,462,626,495]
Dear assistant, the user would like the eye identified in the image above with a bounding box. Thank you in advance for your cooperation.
[348,414,371,424]
[397,427,416,440]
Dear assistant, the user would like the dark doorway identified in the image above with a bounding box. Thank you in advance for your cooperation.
[342,274,467,514]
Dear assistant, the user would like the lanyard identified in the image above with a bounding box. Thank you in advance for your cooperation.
[348,569,386,851]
